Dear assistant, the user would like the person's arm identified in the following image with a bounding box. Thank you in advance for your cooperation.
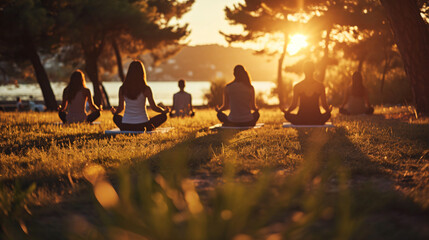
[189,94,194,113]
[251,86,258,111]
[58,89,68,111]
[171,94,176,114]
[215,88,229,112]
[111,87,125,114]
[340,89,350,109]
[284,86,299,113]
[320,85,332,113]
[85,89,101,111]
[146,87,168,113]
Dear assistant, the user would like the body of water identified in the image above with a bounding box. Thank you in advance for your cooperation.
[0,81,277,106]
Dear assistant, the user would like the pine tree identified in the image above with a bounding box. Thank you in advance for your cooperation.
[0,0,58,110]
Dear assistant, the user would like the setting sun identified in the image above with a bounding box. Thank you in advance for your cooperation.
[287,34,308,55]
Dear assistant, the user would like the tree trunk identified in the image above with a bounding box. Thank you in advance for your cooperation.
[26,42,57,110]
[380,0,429,115]
[319,28,332,83]
[277,33,288,107]
[380,52,391,93]
[101,84,111,107]
[112,38,125,82]
[83,51,109,107]
[357,56,365,72]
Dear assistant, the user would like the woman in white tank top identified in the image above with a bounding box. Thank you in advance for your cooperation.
[216,65,259,126]
[58,70,101,124]
[111,60,169,131]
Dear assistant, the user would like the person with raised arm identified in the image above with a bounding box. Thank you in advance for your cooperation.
[58,70,101,123]
[216,65,259,127]
[339,71,374,115]
[282,61,332,125]
[170,79,195,117]
[111,60,169,131]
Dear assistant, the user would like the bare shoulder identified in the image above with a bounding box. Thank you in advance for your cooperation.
[83,88,92,96]
[144,86,152,96]
[294,81,304,91]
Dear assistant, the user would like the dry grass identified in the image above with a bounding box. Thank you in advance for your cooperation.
[1,107,428,239]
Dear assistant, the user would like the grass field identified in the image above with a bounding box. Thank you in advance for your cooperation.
[1,108,428,239]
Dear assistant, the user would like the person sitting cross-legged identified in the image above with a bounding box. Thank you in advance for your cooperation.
[170,79,195,118]
[111,60,169,131]
[282,61,332,125]
[58,70,102,124]
[339,71,374,115]
[216,65,259,127]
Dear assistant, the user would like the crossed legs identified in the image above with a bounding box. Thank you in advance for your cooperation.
[59,110,101,124]
[217,111,260,127]
[113,112,167,131]
[284,112,331,125]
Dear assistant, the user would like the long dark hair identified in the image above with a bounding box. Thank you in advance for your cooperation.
[122,60,148,99]
[65,70,86,101]
[350,71,365,97]
[232,65,252,86]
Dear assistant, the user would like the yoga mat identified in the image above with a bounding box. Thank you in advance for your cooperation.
[52,121,101,125]
[104,127,174,135]
[209,123,265,130]
[282,122,334,128]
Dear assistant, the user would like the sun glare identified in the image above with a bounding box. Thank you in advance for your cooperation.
[287,34,308,55]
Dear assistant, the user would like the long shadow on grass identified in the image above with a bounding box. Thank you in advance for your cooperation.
[296,126,429,239]
[133,130,238,176]
[1,132,111,155]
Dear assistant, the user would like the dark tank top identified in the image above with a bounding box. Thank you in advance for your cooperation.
[298,93,321,117]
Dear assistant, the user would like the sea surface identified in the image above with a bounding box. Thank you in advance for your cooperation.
[0,81,277,106]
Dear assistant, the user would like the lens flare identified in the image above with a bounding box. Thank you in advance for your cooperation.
[287,34,308,55]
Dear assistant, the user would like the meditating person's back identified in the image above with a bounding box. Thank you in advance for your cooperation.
[216,65,259,127]
[67,89,87,123]
[58,70,101,124]
[173,91,191,114]
[111,60,169,131]
[171,79,194,117]
[296,81,324,117]
[226,81,253,122]
[339,71,373,115]
[345,89,367,115]
[283,61,331,125]
[122,92,149,124]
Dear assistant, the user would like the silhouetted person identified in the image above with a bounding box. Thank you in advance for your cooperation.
[28,95,45,112]
[339,71,374,115]
[170,79,195,117]
[111,60,169,131]
[58,70,101,123]
[216,65,259,127]
[16,97,24,112]
[282,61,332,125]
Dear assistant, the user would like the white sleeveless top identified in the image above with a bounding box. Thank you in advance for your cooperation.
[122,93,149,124]
[67,89,87,123]
[226,82,253,122]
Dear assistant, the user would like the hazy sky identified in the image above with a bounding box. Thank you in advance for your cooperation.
[180,0,244,46]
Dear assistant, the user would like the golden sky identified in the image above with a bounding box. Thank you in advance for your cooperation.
[180,0,244,46]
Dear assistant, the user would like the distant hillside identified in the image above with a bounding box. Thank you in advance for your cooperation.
[146,44,277,82]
